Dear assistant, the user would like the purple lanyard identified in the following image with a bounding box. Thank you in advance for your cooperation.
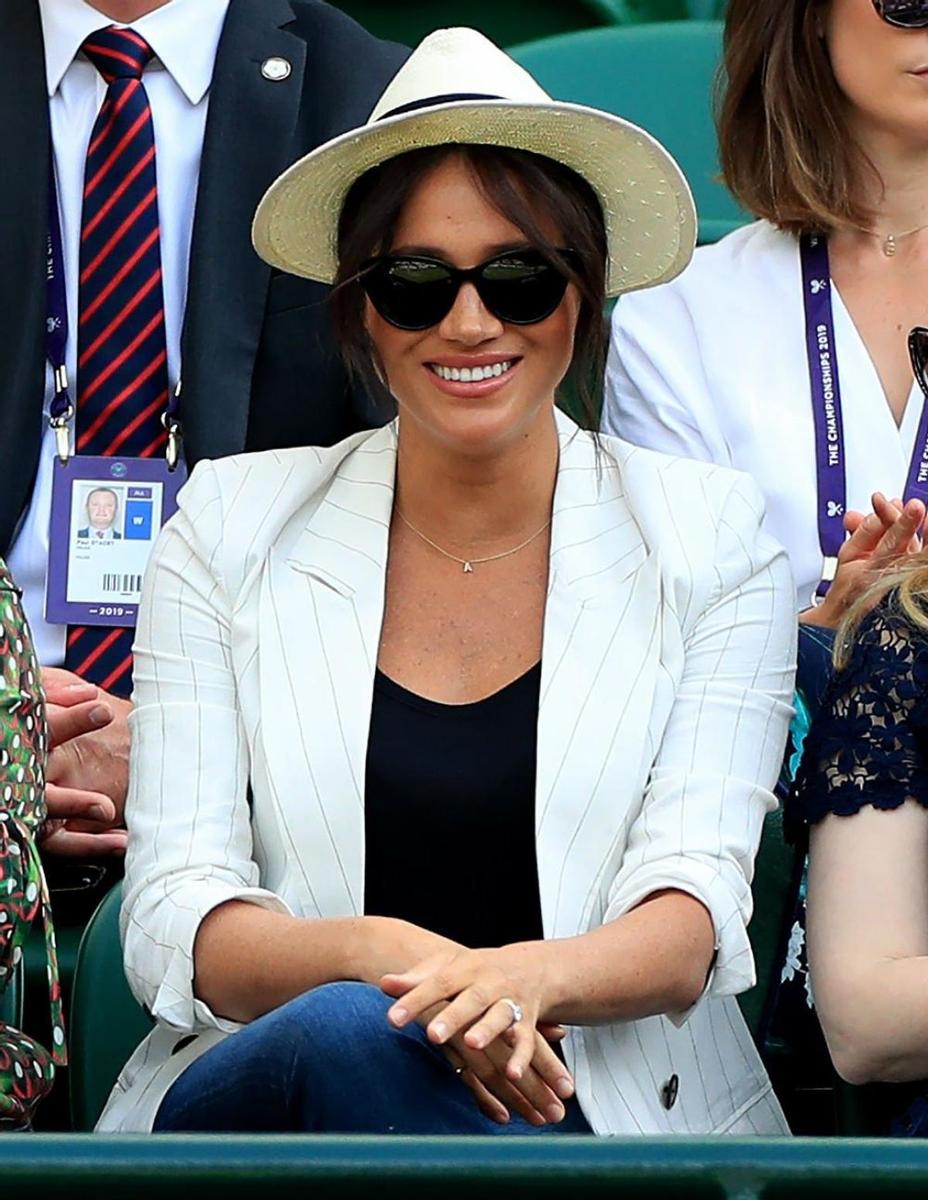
[46,168,73,462]
[45,165,183,468]
[800,233,928,596]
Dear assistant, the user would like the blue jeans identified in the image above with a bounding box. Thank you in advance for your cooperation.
[153,981,592,1135]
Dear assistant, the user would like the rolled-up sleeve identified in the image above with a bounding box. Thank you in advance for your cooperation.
[121,461,291,1034]
[604,474,797,1016]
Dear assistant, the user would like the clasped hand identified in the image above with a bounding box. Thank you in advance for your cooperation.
[39,667,130,857]
[381,944,574,1126]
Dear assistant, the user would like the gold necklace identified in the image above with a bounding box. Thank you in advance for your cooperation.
[851,220,928,257]
[395,508,551,573]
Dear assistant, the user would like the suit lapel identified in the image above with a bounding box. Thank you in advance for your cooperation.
[181,0,307,464]
[536,414,662,939]
[257,426,396,917]
[0,3,49,555]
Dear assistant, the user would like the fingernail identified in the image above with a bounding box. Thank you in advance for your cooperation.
[390,1006,407,1025]
[91,804,111,821]
[546,1103,565,1123]
[431,1021,447,1042]
[89,704,111,726]
[555,1076,574,1099]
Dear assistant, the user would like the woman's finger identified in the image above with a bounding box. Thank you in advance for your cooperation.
[462,997,528,1052]
[426,979,508,1044]
[460,1049,550,1126]
[385,966,464,1028]
[480,1039,564,1124]
[872,499,926,567]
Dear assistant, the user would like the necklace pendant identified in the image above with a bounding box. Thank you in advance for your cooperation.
[462,561,473,574]
[884,234,897,257]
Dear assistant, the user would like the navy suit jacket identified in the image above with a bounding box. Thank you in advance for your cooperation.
[0,0,407,556]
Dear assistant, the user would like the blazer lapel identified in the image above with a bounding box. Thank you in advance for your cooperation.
[180,0,307,465]
[0,3,49,555]
[536,413,662,939]
[256,426,396,917]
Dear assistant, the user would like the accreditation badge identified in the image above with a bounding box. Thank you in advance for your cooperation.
[45,456,186,628]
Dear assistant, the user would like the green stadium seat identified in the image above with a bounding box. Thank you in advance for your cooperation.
[509,22,749,245]
[737,808,803,1047]
[68,883,152,1132]
[330,1,618,49]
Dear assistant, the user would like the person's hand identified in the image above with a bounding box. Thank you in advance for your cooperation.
[381,943,574,1123]
[39,667,130,857]
[801,492,927,630]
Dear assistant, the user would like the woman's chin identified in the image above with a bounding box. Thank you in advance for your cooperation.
[409,400,543,457]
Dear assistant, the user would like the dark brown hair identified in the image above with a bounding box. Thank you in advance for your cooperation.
[718,0,878,234]
[330,144,608,428]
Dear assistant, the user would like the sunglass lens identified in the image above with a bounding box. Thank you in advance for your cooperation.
[478,254,570,324]
[363,259,456,330]
[877,0,928,27]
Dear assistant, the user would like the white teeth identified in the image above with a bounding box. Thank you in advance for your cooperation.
[431,360,513,382]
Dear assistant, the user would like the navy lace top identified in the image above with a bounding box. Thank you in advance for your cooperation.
[791,600,928,829]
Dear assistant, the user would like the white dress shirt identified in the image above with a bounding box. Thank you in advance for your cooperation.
[7,0,229,668]
[603,218,928,611]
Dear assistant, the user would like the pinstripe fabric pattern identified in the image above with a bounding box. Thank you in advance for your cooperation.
[100,411,797,1134]
[65,26,169,697]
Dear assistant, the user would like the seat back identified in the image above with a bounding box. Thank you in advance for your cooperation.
[509,22,748,244]
[69,883,153,1131]
[329,0,617,49]
[738,807,803,1045]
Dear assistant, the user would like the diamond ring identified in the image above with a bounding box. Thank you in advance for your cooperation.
[501,997,524,1026]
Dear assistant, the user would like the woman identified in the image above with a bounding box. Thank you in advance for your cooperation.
[604,0,928,622]
[602,3,928,1104]
[97,28,796,1136]
[0,559,65,1128]
[790,547,928,1134]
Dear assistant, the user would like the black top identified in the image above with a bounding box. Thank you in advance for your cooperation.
[790,600,928,829]
[364,663,545,950]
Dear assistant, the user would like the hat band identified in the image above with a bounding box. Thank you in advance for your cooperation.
[377,93,503,120]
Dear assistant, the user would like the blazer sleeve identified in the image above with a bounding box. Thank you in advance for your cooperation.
[602,285,732,468]
[121,460,292,1035]
[603,472,797,1016]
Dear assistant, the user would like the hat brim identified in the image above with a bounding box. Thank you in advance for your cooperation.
[252,99,696,298]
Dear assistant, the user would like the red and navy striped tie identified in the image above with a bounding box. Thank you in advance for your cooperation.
[65,26,170,698]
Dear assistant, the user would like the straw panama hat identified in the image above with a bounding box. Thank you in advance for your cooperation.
[252,26,697,298]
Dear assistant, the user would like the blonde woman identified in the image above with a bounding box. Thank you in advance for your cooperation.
[791,473,928,1132]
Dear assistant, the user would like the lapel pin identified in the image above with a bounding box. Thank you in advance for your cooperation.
[261,57,291,82]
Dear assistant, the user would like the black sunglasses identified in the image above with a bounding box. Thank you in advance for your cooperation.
[358,248,581,332]
[873,0,928,28]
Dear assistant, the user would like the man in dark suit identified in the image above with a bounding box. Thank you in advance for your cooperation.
[0,0,406,858]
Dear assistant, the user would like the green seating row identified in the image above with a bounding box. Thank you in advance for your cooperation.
[332,1,727,48]
[8,1135,928,1198]
[510,22,747,246]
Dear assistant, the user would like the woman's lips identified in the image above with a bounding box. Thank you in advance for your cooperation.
[425,357,521,397]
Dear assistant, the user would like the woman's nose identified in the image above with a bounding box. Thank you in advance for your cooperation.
[437,282,504,344]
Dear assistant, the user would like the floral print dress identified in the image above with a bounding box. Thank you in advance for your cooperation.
[0,560,65,1129]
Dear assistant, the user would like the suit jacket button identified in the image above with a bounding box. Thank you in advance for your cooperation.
[661,1074,679,1110]
[261,57,291,82]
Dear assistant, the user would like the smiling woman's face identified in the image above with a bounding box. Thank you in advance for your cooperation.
[824,1,928,145]
[363,153,581,458]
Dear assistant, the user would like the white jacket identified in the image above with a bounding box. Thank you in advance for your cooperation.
[98,411,796,1134]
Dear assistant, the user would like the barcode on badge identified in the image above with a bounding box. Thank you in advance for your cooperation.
[102,573,143,595]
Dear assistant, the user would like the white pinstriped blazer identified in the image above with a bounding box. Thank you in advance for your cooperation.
[98,410,796,1134]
